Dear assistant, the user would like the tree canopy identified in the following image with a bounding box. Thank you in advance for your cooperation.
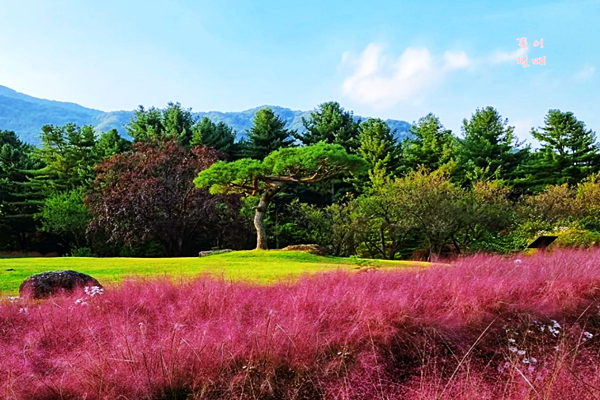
[5,99,600,259]
[357,118,401,186]
[243,107,295,160]
[87,141,243,256]
[191,116,237,156]
[195,143,367,249]
[524,109,600,191]
[458,107,528,185]
[401,113,457,174]
[0,130,42,249]
[295,102,361,153]
[126,102,197,146]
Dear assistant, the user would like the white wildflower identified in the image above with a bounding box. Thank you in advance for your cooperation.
[583,332,593,341]
[18,307,28,314]
[509,347,518,353]
[75,298,88,306]
[523,357,537,364]
[517,350,526,356]
[514,259,522,264]
[508,338,516,343]
[84,286,104,297]
[547,321,561,336]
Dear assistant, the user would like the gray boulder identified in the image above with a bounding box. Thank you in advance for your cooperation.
[19,270,103,299]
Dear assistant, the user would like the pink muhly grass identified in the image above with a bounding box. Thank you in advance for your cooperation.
[1,249,600,399]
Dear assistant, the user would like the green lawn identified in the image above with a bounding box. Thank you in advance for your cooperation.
[0,250,427,295]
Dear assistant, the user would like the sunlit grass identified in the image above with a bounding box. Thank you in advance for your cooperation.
[0,250,425,295]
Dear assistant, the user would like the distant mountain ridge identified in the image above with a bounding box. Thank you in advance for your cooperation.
[0,85,412,145]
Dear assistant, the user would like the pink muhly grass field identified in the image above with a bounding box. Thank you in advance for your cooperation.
[3,249,600,399]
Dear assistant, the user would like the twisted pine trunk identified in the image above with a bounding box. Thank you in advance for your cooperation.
[254,184,282,250]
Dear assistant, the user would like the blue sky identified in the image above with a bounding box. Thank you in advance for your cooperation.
[0,0,598,144]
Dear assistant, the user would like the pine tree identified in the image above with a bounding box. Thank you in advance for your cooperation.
[295,102,361,153]
[126,102,197,146]
[524,109,600,191]
[457,107,529,185]
[400,113,458,175]
[94,129,131,160]
[0,130,43,249]
[244,108,295,160]
[27,124,99,195]
[357,118,401,185]
[191,117,237,156]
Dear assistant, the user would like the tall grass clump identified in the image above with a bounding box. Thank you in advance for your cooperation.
[3,249,600,399]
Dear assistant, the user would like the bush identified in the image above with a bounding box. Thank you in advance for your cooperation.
[119,240,166,257]
[69,247,94,257]
[551,223,600,249]
[468,231,523,254]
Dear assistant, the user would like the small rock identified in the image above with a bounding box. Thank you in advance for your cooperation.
[19,270,103,299]
[281,244,328,256]
[198,249,233,257]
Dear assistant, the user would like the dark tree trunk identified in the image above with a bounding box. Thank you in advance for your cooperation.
[254,184,282,250]
[428,240,442,262]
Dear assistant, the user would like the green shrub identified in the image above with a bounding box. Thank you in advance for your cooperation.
[69,247,94,257]
[550,223,600,248]
[119,240,166,257]
[469,232,523,254]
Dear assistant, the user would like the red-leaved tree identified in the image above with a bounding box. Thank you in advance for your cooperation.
[86,141,246,256]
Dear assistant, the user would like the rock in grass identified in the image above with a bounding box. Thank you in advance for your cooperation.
[282,244,328,256]
[198,249,233,257]
[19,270,103,299]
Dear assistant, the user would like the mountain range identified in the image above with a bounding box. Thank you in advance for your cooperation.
[0,84,411,145]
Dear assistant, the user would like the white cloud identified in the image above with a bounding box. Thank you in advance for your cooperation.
[341,43,541,108]
[574,64,596,81]
[341,44,470,108]
[443,51,471,69]
[488,48,527,64]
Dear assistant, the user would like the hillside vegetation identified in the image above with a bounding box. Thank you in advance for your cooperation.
[0,85,410,144]
[2,98,600,261]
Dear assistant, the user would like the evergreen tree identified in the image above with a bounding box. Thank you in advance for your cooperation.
[523,109,600,191]
[0,130,43,249]
[94,129,132,160]
[191,117,237,156]
[295,101,361,153]
[458,107,529,185]
[400,113,458,174]
[244,108,295,160]
[357,118,401,186]
[28,123,99,195]
[126,102,197,146]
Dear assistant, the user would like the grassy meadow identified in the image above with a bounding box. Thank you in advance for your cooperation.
[3,249,600,399]
[0,250,425,295]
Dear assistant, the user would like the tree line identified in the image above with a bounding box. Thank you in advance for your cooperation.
[1,101,600,259]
